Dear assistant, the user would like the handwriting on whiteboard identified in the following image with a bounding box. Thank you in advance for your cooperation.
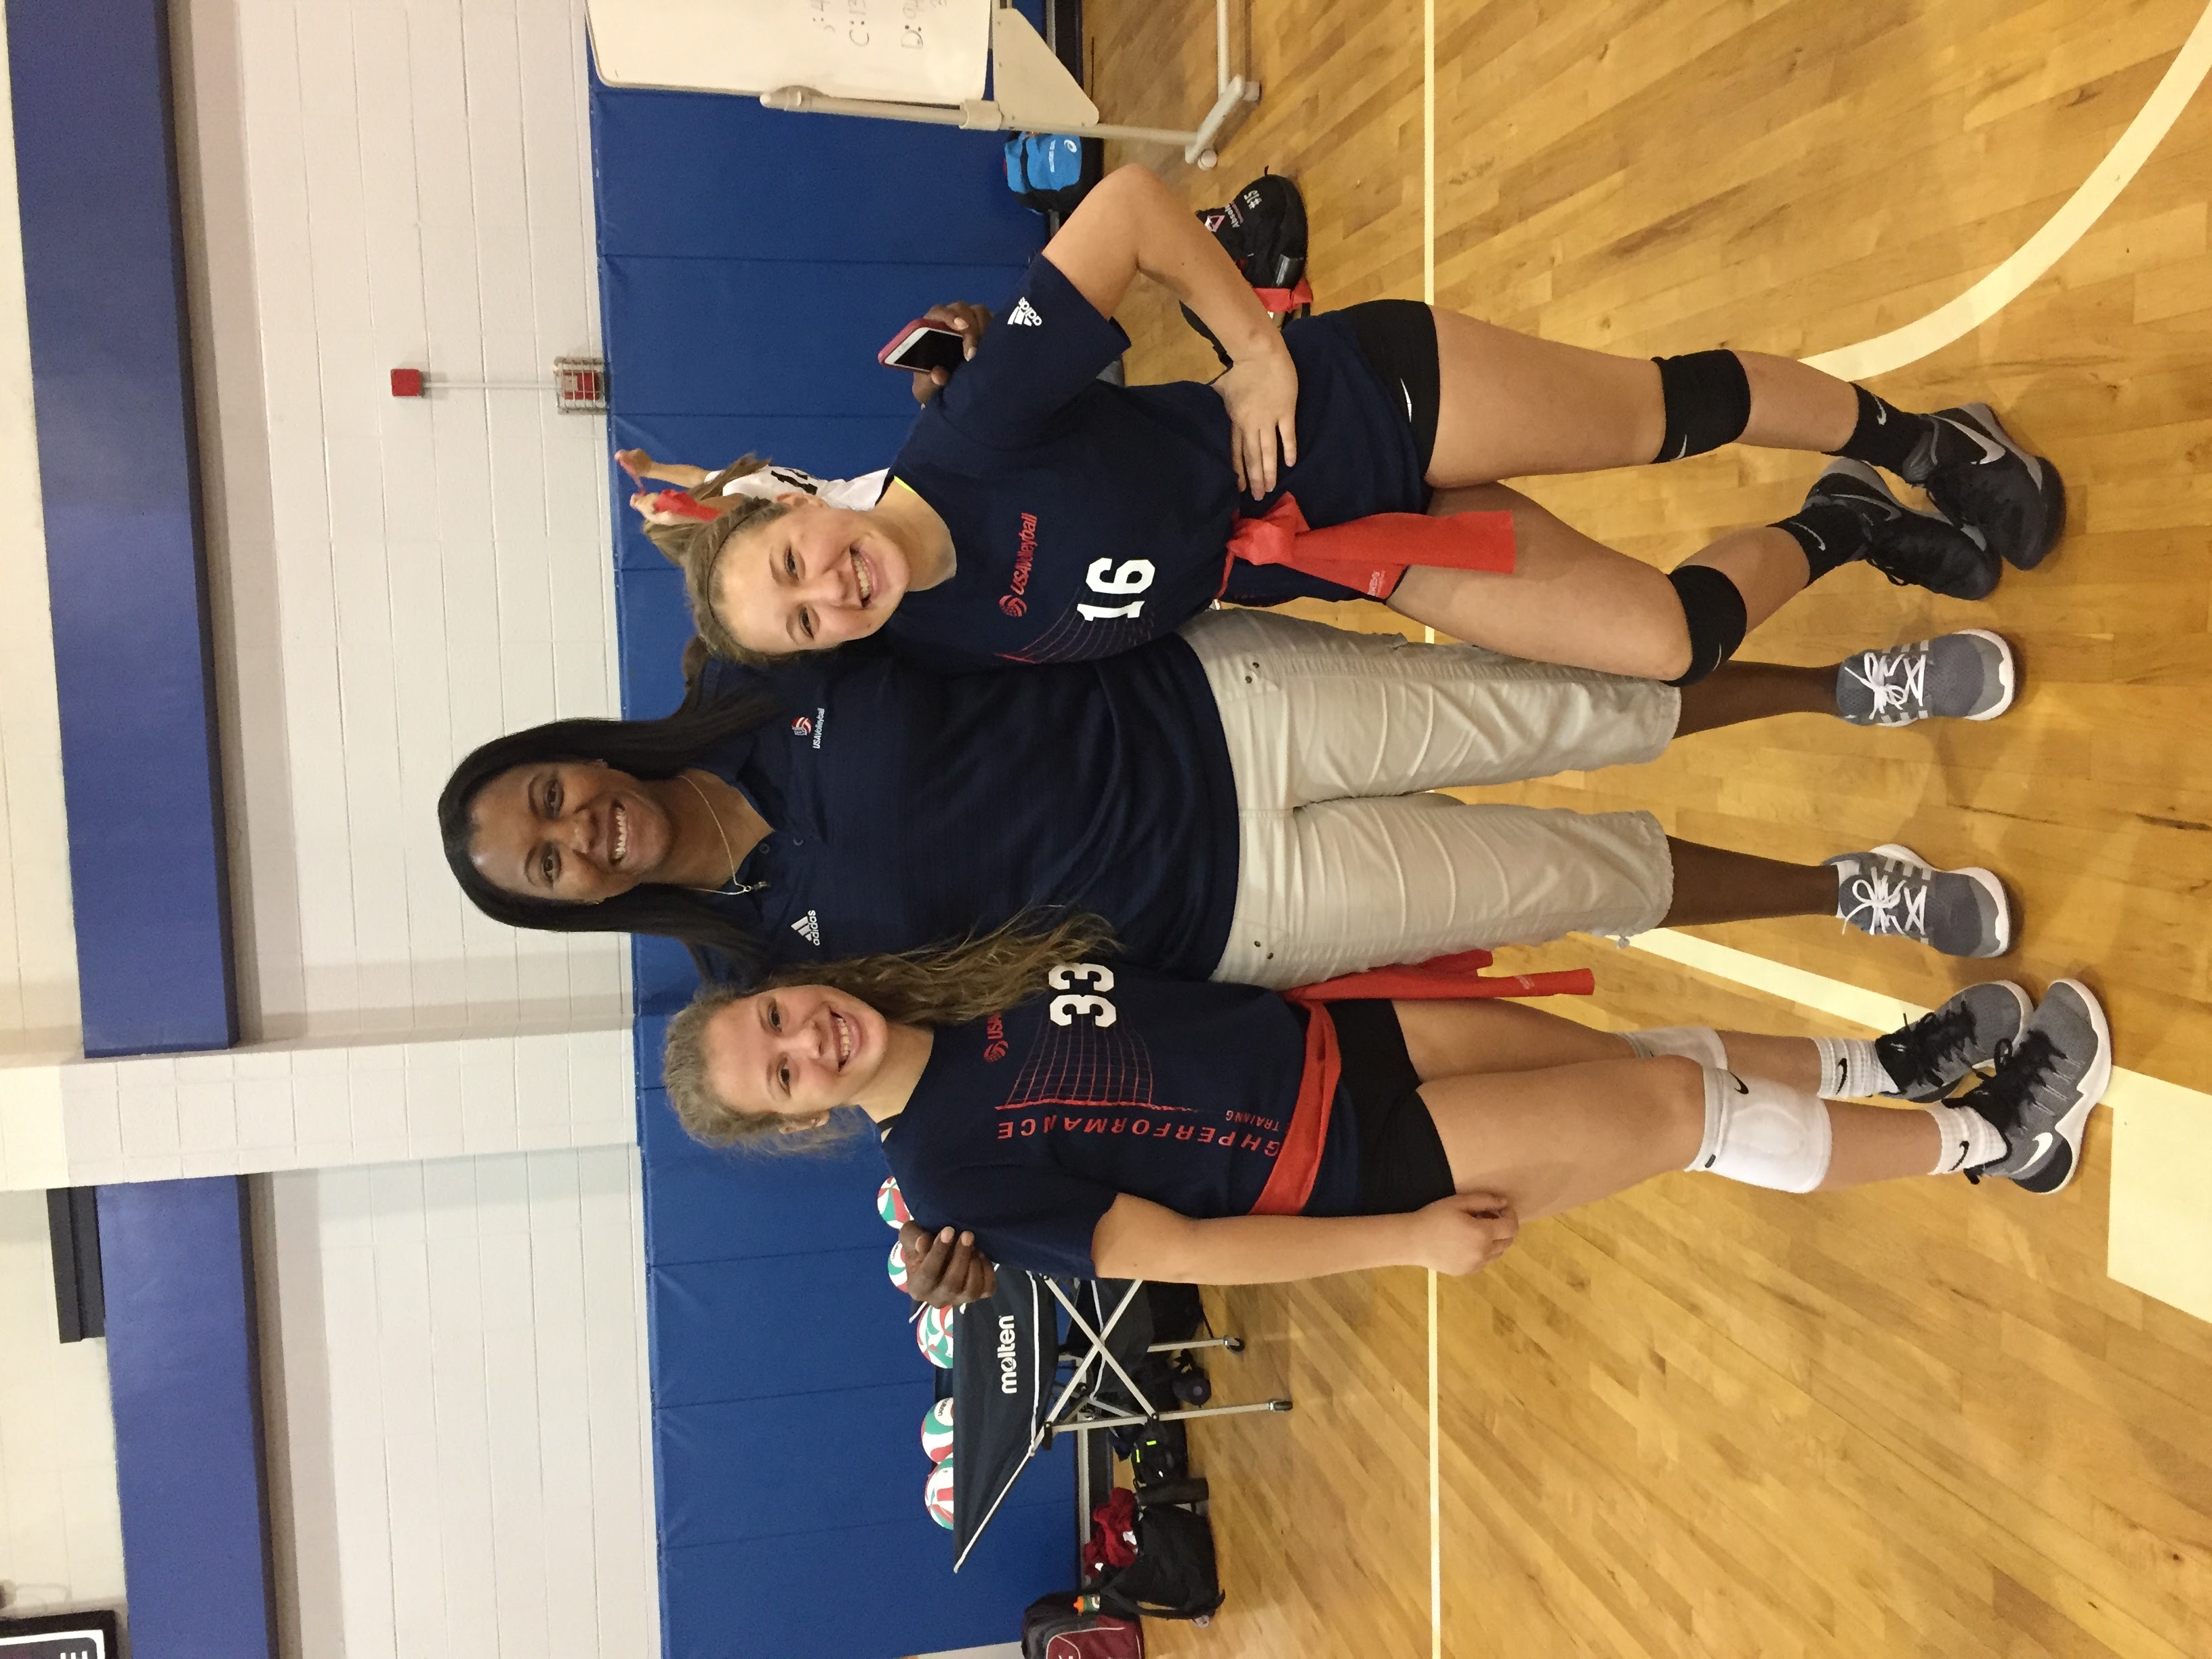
[588,1,992,104]
[807,0,957,50]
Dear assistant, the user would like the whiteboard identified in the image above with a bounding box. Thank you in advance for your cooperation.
[587,0,994,104]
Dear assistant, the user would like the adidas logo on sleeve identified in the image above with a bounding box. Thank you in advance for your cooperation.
[791,910,821,946]
[1008,298,1044,327]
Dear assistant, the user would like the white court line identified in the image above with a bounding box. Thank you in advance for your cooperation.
[1415,6,2212,1645]
[1804,3,2212,381]
[1626,0,2212,1305]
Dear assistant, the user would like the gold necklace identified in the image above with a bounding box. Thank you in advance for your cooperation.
[679,772,765,897]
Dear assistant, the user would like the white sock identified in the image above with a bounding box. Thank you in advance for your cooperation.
[1923,1101,2007,1174]
[1811,1036,1898,1099]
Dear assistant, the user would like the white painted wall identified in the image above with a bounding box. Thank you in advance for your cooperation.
[176,0,623,1054]
[255,1149,657,1659]
[0,0,79,1066]
[0,7,121,1624]
[3,0,657,1643]
[0,1191,125,1618]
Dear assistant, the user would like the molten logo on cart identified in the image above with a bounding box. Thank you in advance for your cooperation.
[997,1315,1020,1394]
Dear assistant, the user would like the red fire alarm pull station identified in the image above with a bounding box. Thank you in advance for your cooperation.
[388,357,606,412]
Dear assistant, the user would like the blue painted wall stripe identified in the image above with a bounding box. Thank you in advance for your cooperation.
[99,1178,276,1659]
[6,0,237,1055]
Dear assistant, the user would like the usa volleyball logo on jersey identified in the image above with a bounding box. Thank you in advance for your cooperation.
[1000,514,1039,617]
[790,715,812,739]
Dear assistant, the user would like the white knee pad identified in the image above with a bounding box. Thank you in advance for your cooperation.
[1623,1025,1727,1067]
[1687,1066,1834,1193]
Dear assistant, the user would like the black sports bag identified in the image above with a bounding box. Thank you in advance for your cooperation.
[1182,172,1313,365]
[1089,1502,1225,1622]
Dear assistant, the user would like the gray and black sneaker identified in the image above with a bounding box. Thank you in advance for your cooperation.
[1874,981,2033,1102]
[1826,843,2013,958]
[1835,631,2016,727]
[1961,979,2112,1193]
[1902,403,2066,573]
[1810,459,2002,600]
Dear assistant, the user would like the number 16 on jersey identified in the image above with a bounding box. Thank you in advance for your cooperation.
[1076,558,1153,622]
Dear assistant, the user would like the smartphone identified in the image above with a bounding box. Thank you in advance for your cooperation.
[879,319,968,375]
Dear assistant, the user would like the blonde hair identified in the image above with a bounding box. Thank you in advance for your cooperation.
[661,914,1115,1151]
[680,494,788,667]
[639,453,769,567]
[635,453,791,668]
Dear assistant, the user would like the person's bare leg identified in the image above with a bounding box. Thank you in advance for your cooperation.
[1392,998,1633,1080]
[1389,485,1689,677]
[1820,1100,1940,1188]
[1420,1057,1711,1221]
[1737,352,1857,451]
[1425,317,1861,484]
[1389,486,1847,682]
[1675,659,1835,735]
[1418,1057,1941,1222]
[1663,838,1836,926]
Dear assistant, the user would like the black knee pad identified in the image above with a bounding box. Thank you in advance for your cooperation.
[1652,350,1752,462]
[1664,566,1748,686]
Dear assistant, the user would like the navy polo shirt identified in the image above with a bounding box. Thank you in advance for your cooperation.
[882,967,1362,1279]
[886,256,1430,669]
[691,639,1240,981]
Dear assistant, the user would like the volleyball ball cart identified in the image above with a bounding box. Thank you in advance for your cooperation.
[585,0,1260,170]
[946,1271,1290,1574]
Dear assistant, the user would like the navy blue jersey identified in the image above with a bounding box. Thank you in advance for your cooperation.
[692,640,1239,981]
[882,967,1363,1279]
[886,258,1429,669]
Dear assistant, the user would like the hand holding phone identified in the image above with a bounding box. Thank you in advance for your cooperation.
[879,319,969,375]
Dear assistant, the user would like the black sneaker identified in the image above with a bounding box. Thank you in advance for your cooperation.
[1808,460,2001,600]
[1903,403,2066,572]
[1874,981,2032,1102]
[1961,980,2112,1193]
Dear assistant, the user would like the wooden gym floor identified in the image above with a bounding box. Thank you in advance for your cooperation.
[1083,1,2212,1654]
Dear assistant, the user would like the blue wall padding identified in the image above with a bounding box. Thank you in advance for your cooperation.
[98,1179,275,1659]
[638,1081,893,1264]
[659,1465,1072,1659]
[6,0,236,1054]
[651,1250,925,1404]
[606,258,1040,418]
[592,63,1069,1656]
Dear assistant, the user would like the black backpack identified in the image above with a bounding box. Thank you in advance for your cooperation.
[1182,173,1312,366]
[1089,1502,1225,1622]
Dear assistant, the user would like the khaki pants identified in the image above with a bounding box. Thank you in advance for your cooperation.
[1183,609,1681,989]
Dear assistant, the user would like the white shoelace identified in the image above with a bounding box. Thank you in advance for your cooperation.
[1841,866,1927,938]
[1845,647,1926,724]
